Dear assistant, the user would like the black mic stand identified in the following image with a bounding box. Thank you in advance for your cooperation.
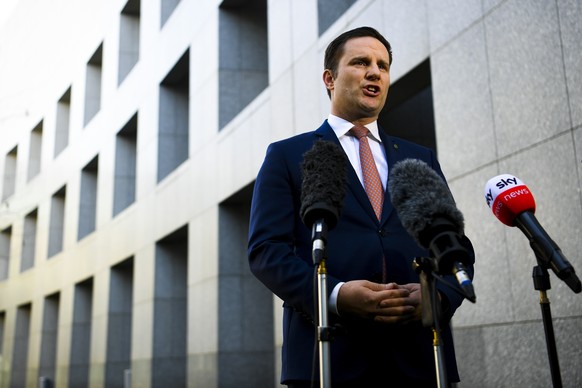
[413,257,448,388]
[532,262,562,388]
[311,220,331,388]
[514,214,582,387]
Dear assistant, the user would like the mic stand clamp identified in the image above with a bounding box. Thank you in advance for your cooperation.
[413,257,449,388]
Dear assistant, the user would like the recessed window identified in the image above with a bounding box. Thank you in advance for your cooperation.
[153,226,187,387]
[218,0,268,129]
[70,278,93,387]
[113,114,137,216]
[158,50,189,183]
[55,87,71,157]
[39,293,60,385]
[379,59,436,153]
[119,0,140,85]
[106,258,134,387]
[0,227,11,280]
[11,303,32,388]
[0,311,5,357]
[218,183,274,386]
[160,0,180,27]
[48,186,66,257]
[28,121,43,181]
[78,156,99,240]
[2,146,17,200]
[317,0,356,36]
[84,43,103,126]
[21,208,38,272]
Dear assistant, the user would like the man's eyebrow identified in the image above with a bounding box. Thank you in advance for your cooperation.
[350,55,369,62]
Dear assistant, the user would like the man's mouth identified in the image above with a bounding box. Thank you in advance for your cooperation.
[364,85,380,96]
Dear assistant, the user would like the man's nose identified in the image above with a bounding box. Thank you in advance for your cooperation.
[366,64,381,79]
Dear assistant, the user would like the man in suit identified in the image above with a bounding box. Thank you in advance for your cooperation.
[248,26,474,387]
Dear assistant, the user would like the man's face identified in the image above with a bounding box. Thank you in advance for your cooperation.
[323,36,390,124]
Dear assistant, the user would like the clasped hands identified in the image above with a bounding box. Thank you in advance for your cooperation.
[337,280,423,324]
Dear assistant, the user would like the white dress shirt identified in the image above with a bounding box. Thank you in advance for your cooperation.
[326,114,389,315]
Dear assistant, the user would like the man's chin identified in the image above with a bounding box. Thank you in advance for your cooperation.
[360,104,383,118]
[360,98,385,113]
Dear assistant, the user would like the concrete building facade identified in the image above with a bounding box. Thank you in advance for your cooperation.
[0,0,580,387]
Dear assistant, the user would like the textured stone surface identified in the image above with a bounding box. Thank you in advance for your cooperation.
[557,0,582,128]
[427,0,483,53]
[432,21,497,178]
[485,0,570,157]
[454,318,582,387]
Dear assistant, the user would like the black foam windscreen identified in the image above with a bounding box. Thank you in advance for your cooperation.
[300,140,348,230]
[388,158,464,247]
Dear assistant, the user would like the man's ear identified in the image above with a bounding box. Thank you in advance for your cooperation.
[322,69,334,91]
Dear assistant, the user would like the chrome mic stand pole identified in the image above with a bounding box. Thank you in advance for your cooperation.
[316,259,331,388]
[413,257,448,388]
[312,220,331,388]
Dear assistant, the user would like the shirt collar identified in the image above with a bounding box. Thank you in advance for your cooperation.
[328,114,382,143]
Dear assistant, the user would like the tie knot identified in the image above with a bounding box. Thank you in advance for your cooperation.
[349,125,369,140]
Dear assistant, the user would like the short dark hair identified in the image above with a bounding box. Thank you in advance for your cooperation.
[323,27,392,97]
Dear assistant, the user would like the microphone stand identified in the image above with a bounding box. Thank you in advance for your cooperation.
[532,263,562,388]
[311,220,331,388]
[413,257,448,388]
[514,214,582,387]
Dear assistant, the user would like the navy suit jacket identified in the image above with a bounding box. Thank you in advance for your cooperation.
[248,120,474,384]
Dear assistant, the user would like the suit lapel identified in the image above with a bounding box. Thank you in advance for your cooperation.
[314,122,425,227]
[379,129,400,225]
[314,122,380,224]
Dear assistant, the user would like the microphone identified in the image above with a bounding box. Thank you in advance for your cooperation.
[484,174,581,293]
[300,140,348,264]
[388,158,476,302]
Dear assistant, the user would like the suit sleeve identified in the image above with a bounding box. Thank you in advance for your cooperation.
[247,142,322,321]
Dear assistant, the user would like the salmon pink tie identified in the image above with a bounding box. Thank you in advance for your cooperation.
[349,126,384,220]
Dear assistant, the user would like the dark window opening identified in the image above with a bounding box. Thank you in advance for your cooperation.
[379,59,436,153]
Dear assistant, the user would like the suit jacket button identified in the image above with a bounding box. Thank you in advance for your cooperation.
[379,228,387,237]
